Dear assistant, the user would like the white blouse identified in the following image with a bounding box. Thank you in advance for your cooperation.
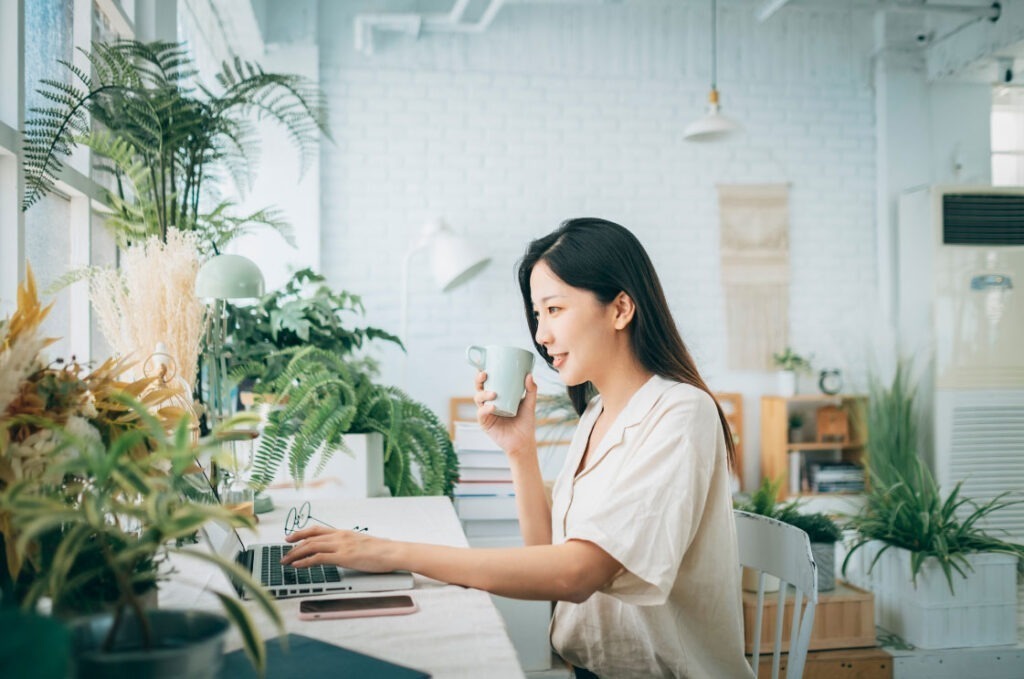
[549,375,754,679]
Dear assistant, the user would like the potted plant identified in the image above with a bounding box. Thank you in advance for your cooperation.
[772,347,812,396]
[0,268,282,675]
[22,39,329,252]
[22,39,330,409]
[784,511,841,592]
[225,268,403,391]
[841,361,1024,648]
[224,270,458,498]
[787,413,805,443]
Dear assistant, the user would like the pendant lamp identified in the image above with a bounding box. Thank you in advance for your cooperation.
[685,0,742,142]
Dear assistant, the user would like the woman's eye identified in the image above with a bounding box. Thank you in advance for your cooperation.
[547,307,559,315]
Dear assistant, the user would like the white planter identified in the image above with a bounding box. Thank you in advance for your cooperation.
[812,542,836,592]
[859,540,1018,649]
[776,370,797,396]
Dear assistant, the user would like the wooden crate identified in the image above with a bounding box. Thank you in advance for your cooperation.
[743,580,876,653]
[753,647,893,679]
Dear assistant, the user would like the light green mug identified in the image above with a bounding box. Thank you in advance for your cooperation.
[466,345,535,417]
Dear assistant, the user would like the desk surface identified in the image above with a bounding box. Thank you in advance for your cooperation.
[162,489,525,679]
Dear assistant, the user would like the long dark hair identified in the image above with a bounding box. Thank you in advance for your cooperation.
[516,217,737,470]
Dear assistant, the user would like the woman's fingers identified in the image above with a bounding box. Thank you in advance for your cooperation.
[474,390,496,407]
[285,524,333,542]
[282,532,343,564]
[519,375,537,413]
[290,552,328,569]
[474,370,487,389]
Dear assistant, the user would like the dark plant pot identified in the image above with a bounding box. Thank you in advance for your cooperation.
[55,585,159,619]
[812,541,836,592]
[69,608,229,679]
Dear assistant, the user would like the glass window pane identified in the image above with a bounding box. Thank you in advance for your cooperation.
[991,108,1024,152]
[92,0,119,45]
[24,0,74,120]
[24,193,72,359]
[992,153,1023,187]
[90,209,117,362]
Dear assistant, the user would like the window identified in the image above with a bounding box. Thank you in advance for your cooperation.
[0,0,136,359]
[992,87,1024,186]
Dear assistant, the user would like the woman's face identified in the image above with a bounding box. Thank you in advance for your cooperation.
[529,260,618,387]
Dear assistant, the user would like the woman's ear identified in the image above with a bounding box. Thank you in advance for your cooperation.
[612,292,636,330]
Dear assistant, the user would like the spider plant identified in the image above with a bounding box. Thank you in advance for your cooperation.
[22,39,329,251]
[841,360,1024,593]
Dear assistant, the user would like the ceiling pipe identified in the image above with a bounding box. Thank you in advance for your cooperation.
[758,1,1001,23]
[354,0,610,55]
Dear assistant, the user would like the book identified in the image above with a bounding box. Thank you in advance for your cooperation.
[461,519,521,538]
[453,481,515,497]
[453,495,519,520]
[220,633,430,678]
[457,467,514,482]
[453,422,501,452]
[455,451,510,469]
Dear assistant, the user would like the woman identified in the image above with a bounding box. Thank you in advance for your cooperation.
[283,218,753,678]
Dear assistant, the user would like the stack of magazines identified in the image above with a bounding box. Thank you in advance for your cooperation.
[809,461,865,493]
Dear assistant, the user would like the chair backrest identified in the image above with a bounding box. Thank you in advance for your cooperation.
[734,509,818,679]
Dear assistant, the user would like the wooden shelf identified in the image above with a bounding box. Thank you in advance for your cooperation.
[760,395,869,499]
[762,394,866,403]
[743,580,876,654]
[786,441,864,451]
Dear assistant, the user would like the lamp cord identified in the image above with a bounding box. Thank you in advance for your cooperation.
[711,0,718,90]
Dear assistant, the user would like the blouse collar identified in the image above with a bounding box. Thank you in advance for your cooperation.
[572,374,678,480]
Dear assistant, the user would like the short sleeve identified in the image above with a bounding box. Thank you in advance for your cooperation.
[564,389,720,605]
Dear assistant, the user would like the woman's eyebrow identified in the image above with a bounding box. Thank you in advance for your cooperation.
[534,294,566,305]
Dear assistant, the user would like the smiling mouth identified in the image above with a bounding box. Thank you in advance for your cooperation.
[551,353,567,368]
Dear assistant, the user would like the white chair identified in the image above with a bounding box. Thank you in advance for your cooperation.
[734,509,818,679]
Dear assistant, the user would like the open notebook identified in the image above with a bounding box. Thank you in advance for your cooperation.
[201,516,413,599]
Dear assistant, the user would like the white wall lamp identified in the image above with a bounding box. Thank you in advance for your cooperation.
[195,253,266,428]
[685,0,743,142]
[400,218,491,376]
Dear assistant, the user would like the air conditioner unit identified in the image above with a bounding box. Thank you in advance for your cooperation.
[898,185,1024,542]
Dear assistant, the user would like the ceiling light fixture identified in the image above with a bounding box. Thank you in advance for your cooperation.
[685,0,743,142]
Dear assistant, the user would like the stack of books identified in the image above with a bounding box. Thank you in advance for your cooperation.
[809,461,865,493]
[452,422,520,543]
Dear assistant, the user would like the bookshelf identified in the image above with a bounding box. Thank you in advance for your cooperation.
[760,394,868,500]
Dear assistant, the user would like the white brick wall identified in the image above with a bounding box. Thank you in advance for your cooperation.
[317,1,877,487]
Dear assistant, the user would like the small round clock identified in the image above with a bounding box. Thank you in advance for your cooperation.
[818,369,843,395]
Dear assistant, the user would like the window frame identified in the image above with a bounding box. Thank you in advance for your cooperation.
[1,0,138,360]
[992,90,1024,187]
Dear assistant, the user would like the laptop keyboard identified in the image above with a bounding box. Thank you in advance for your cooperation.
[261,544,342,588]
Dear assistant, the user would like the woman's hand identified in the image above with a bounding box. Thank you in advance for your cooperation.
[474,371,537,460]
[281,525,397,573]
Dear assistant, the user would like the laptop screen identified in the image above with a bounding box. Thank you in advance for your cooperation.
[202,515,249,561]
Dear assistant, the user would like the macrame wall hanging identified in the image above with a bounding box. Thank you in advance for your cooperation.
[717,184,791,370]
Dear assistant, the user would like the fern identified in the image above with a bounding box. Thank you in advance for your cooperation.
[245,349,456,498]
[23,39,330,250]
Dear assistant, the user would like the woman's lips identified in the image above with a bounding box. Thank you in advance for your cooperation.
[551,353,567,369]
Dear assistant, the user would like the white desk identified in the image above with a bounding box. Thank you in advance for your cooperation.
[162,489,525,678]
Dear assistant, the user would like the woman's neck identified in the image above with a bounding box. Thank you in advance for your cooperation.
[591,356,654,419]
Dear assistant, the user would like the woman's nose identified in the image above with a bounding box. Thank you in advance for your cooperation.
[535,319,552,345]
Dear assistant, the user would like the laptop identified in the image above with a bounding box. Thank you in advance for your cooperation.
[201,517,414,600]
